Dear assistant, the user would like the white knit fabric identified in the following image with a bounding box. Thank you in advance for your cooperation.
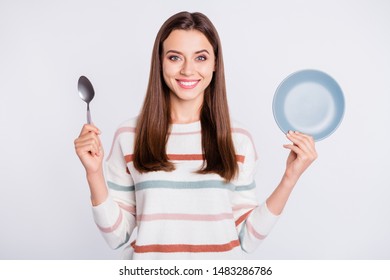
[92,117,279,259]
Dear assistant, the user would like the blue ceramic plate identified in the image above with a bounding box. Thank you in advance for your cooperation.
[273,69,345,141]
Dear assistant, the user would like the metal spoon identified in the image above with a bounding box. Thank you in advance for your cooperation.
[78,75,95,124]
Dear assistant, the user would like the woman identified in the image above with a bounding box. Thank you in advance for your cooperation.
[74,11,317,259]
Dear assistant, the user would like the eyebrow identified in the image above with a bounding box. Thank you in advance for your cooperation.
[165,49,210,55]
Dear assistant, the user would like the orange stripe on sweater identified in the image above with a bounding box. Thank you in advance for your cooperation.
[131,239,240,253]
[124,154,245,163]
[168,154,204,161]
[235,155,245,163]
[125,154,134,163]
[235,209,255,227]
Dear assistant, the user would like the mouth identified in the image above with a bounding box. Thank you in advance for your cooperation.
[176,79,200,89]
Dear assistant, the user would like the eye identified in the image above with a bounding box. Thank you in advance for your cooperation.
[196,55,207,61]
[168,55,181,61]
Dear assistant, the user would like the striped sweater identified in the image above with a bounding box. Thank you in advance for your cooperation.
[92,118,279,259]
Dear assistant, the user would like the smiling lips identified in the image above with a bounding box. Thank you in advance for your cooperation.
[176,79,200,89]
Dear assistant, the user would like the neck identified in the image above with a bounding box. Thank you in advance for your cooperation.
[170,95,203,124]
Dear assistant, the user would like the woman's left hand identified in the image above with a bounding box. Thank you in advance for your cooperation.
[283,130,318,182]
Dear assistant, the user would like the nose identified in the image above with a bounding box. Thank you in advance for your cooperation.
[180,60,195,76]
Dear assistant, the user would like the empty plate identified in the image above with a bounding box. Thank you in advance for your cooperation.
[273,69,345,141]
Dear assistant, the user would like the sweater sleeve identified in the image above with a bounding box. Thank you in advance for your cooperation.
[91,126,137,250]
[231,130,280,253]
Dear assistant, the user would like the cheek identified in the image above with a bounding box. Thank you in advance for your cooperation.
[162,66,182,93]
[162,66,174,87]
[163,61,180,78]
[199,64,215,79]
[199,59,215,73]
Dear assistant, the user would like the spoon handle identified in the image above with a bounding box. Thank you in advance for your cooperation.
[87,104,92,124]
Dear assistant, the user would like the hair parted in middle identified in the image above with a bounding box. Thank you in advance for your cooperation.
[133,11,238,182]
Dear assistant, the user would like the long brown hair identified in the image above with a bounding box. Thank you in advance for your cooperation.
[133,11,238,181]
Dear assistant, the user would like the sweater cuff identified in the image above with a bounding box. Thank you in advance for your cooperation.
[251,202,280,236]
[91,195,120,228]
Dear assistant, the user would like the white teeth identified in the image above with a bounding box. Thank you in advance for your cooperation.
[179,81,197,86]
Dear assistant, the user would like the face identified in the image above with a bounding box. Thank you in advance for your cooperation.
[162,29,215,108]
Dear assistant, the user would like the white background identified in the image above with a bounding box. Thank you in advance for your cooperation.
[1,0,389,259]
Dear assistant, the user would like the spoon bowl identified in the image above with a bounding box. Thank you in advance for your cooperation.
[78,76,95,124]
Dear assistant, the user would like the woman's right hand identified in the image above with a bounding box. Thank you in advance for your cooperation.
[74,124,104,174]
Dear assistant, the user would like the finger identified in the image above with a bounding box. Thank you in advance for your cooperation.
[79,124,101,137]
[293,131,317,158]
[75,125,101,143]
[75,136,100,149]
[75,128,103,157]
[76,142,101,157]
[283,143,317,165]
[286,132,309,152]
[74,132,101,149]
[75,139,99,155]
[75,137,101,156]
[296,132,317,159]
[285,133,317,161]
[294,131,315,146]
[286,131,315,154]
[283,143,303,156]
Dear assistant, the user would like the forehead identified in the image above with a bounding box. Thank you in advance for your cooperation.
[162,29,214,54]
